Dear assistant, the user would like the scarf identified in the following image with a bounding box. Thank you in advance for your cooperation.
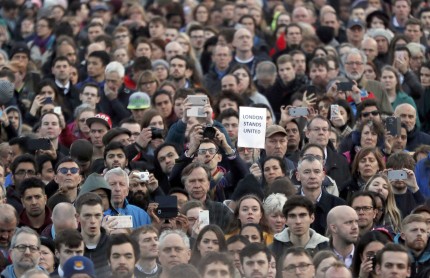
[33,35,55,54]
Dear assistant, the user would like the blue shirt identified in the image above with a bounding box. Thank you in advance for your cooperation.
[104,199,151,228]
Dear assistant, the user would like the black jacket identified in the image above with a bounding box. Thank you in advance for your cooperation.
[325,141,351,188]
[309,189,346,235]
[83,228,110,277]
[406,126,430,152]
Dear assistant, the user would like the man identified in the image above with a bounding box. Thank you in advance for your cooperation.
[375,243,411,278]
[394,104,430,151]
[286,23,303,50]
[203,44,233,95]
[271,196,329,259]
[346,19,366,48]
[320,11,346,43]
[153,143,180,194]
[102,142,129,173]
[285,121,301,164]
[308,57,329,93]
[104,167,151,228]
[52,228,85,277]
[76,50,110,90]
[305,116,351,187]
[254,61,277,94]
[148,16,166,40]
[51,56,80,112]
[39,112,68,157]
[120,119,141,144]
[262,125,295,173]
[165,42,184,62]
[0,204,18,259]
[188,25,205,59]
[392,46,423,100]
[221,75,240,93]
[198,252,235,278]
[419,7,430,33]
[239,243,270,278]
[158,230,191,278]
[131,225,161,277]
[62,255,96,278]
[292,6,314,24]
[127,92,151,126]
[41,203,77,240]
[327,206,359,268]
[75,192,110,276]
[51,157,82,202]
[342,48,393,116]
[7,154,37,213]
[219,109,239,146]
[405,18,424,43]
[86,113,112,160]
[169,55,192,89]
[79,83,100,110]
[399,214,430,276]
[107,234,139,278]
[391,124,408,153]
[349,192,377,237]
[1,227,41,278]
[18,177,51,234]
[279,247,315,278]
[102,129,131,147]
[295,156,346,235]
[152,90,176,127]
[87,22,105,43]
[361,37,378,63]
[291,50,307,76]
[324,262,352,278]
[391,0,411,33]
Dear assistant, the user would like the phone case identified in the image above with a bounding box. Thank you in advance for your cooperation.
[112,215,133,229]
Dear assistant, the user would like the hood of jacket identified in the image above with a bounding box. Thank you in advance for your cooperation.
[274,227,329,249]
[4,106,22,135]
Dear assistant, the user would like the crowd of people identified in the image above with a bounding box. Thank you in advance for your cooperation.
[0,0,430,277]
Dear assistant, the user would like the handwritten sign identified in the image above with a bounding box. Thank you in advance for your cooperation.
[237,107,267,148]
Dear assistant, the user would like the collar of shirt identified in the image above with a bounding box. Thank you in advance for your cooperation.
[333,245,355,268]
[300,188,322,202]
[55,79,70,94]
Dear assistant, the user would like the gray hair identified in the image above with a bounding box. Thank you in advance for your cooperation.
[256,61,277,77]
[263,193,288,215]
[341,48,367,66]
[10,227,40,250]
[297,155,323,172]
[0,203,18,223]
[105,61,125,78]
[159,229,190,249]
[407,42,425,56]
[104,167,129,185]
[22,269,49,278]
[73,103,96,119]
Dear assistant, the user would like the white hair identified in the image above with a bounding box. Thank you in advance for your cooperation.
[159,229,190,249]
[105,61,125,78]
[263,193,287,215]
[104,167,129,185]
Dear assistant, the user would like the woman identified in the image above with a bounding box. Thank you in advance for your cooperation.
[150,38,166,60]
[59,104,96,148]
[365,173,402,233]
[175,33,202,76]
[152,60,170,83]
[328,99,355,140]
[364,62,379,81]
[141,109,165,153]
[29,17,55,68]
[240,223,264,243]
[313,250,339,278]
[263,193,287,234]
[39,237,57,274]
[352,230,392,278]
[261,156,286,187]
[313,47,328,59]
[137,70,159,96]
[341,147,386,200]
[190,224,227,266]
[192,4,210,26]
[214,90,246,118]
[381,66,418,112]
[418,62,430,132]
[316,96,335,119]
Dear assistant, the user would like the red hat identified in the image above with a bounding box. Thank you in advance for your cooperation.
[86,113,112,130]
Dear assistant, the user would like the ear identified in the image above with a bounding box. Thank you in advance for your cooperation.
[55,249,60,260]
[310,213,315,224]
[295,170,301,182]
[400,232,406,241]
[54,175,59,184]
[375,264,381,275]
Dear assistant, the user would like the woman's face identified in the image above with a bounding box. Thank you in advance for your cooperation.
[368,177,389,200]
[70,67,79,85]
[155,66,169,82]
[36,19,52,38]
[176,37,190,53]
[360,125,378,148]
[420,66,430,86]
[78,110,95,134]
[371,17,385,29]
[364,64,377,80]
[114,48,129,66]
[240,226,262,243]
[315,257,338,278]
[266,211,286,234]
[318,101,330,118]
[268,256,276,278]
[39,245,55,273]
[339,106,348,124]
[360,241,385,263]
[250,9,262,25]
[151,44,164,60]
[358,152,380,180]
[195,6,209,23]
[238,198,263,225]
[381,70,397,92]
[266,110,273,127]
[219,98,238,113]
[233,68,250,93]
[39,85,56,100]
[149,115,164,130]
[374,196,384,223]
[314,49,327,58]
[263,158,284,185]
[198,230,219,256]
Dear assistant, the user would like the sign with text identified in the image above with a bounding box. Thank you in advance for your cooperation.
[238,107,266,148]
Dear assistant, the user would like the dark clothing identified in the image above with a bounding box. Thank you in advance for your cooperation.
[205,198,234,233]
[325,141,351,188]
[6,186,22,214]
[395,190,425,218]
[406,126,430,152]
[310,189,346,235]
[41,224,53,240]
[83,228,110,277]
[135,264,162,278]
[340,177,365,202]
[202,66,228,97]
[18,206,52,234]
[97,92,132,126]
[417,87,430,133]
[402,70,423,100]
[286,149,301,164]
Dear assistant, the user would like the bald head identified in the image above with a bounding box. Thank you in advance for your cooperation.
[361,37,378,61]
[233,28,253,53]
[327,206,359,245]
[327,206,357,225]
[394,103,417,131]
[52,202,78,231]
[324,263,352,278]
[165,41,184,61]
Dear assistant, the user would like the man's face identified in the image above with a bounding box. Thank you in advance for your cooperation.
[376,252,411,278]
[360,106,381,123]
[196,142,222,171]
[241,251,269,278]
[286,26,302,46]
[13,162,36,188]
[394,105,416,131]
[88,26,104,42]
[165,28,178,41]
[39,114,61,140]
[351,196,376,232]
[292,7,310,23]
[80,86,100,108]
[347,25,365,46]
[7,111,19,131]
[121,123,141,144]
[233,29,253,52]
[138,231,158,259]
[321,12,339,33]
[105,71,122,94]
[105,149,128,170]
[405,24,422,43]
[89,122,109,148]
[56,242,85,267]
[165,43,184,61]
[52,61,70,82]
[87,57,105,79]
[10,233,40,271]
[158,233,190,271]
[421,11,430,30]
[393,0,411,20]
[265,133,288,158]
[203,261,232,278]
[78,204,103,238]
[285,122,300,150]
[392,127,407,153]
[184,167,210,201]
[292,54,306,75]
[149,22,165,39]
[361,39,378,61]
[57,44,77,64]
[54,161,82,191]
[222,117,239,142]
[155,94,173,118]
[401,221,428,254]
[221,75,239,93]
[11,53,29,70]
[331,209,359,244]
[135,43,151,59]
[157,146,179,175]
[109,243,136,278]
[278,62,295,84]
[0,217,17,249]
[107,174,128,207]
[305,118,330,146]
[213,46,232,71]
[296,160,325,191]
[309,65,328,86]
[190,30,205,50]
[344,53,365,81]
[281,253,315,278]
[375,36,389,54]
[286,206,314,237]
[169,58,187,81]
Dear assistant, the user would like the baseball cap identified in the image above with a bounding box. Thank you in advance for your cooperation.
[266,125,287,138]
[86,113,112,130]
[102,127,132,146]
[347,19,365,29]
[127,92,151,110]
[63,256,96,278]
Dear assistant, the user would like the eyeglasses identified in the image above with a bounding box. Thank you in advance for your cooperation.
[115,34,128,39]
[14,170,36,177]
[303,154,324,161]
[282,263,313,273]
[58,167,79,174]
[197,148,218,155]
[345,61,364,66]
[353,206,374,212]
[361,110,380,118]
[13,244,39,253]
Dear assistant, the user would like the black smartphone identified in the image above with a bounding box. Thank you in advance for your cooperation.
[385,116,401,137]
[42,97,53,104]
[155,196,178,219]
[27,138,51,151]
[337,81,353,91]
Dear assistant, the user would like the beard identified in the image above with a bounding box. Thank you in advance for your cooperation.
[128,191,149,210]
[345,71,362,81]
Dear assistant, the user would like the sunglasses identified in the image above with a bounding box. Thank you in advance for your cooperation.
[361,110,379,117]
[58,167,79,174]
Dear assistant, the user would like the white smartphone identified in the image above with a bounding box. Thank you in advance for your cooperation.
[199,210,210,228]
[387,170,407,181]
[110,215,133,229]
[330,104,339,120]
[54,106,62,115]
[187,106,206,117]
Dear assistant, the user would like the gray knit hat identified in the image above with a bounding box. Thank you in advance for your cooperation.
[152,59,169,70]
[369,28,394,43]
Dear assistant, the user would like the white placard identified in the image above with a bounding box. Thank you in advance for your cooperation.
[237,107,267,148]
